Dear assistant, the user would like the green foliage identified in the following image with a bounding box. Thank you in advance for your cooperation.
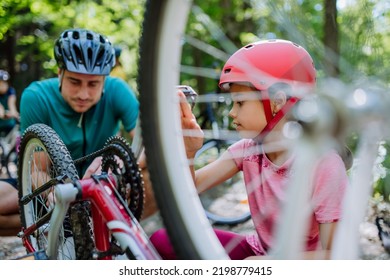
[374,178,390,202]
[338,0,387,81]
[374,142,390,202]
[180,0,329,94]
[0,0,144,93]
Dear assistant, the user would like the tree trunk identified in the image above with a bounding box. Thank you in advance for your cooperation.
[323,0,340,77]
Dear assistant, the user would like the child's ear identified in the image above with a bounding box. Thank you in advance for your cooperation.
[271,90,287,115]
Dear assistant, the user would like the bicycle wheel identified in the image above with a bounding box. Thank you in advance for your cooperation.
[195,139,251,226]
[138,0,228,259]
[18,123,93,260]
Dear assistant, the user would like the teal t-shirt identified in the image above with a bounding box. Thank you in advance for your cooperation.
[20,76,139,175]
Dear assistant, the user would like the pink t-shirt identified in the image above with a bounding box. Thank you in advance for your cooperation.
[228,139,348,255]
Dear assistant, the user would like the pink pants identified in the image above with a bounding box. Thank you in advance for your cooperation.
[150,228,256,260]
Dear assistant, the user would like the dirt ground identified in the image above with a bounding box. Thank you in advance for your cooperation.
[1,183,389,260]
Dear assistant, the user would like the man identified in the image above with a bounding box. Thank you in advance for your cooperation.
[21,28,139,175]
[0,28,140,236]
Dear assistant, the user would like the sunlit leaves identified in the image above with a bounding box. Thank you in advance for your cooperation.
[0,0,145,84]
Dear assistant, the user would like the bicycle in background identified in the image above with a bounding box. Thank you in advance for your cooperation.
[0,117,20,179]
[194,92,251,226]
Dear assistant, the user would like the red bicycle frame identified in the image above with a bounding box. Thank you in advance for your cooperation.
[76,173,160,260]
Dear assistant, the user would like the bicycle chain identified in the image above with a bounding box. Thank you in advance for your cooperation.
[74,136,144,220]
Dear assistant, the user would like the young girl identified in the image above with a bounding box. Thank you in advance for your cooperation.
[150,39,349,259]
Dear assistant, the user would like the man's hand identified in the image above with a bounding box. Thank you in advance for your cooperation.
[82,156,103,179]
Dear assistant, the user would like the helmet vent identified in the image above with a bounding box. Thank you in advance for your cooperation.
[72,31,80,39]
[88,48,93,61]
[224,68,231,74]
[96,49,105,66]
[86,32,93,40]
[72,45,82,62]
[244,44,254,49]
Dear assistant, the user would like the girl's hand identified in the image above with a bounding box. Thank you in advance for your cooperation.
[178,90,204,158]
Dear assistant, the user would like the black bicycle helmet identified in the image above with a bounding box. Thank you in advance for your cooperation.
[0,70,10,81]
[54,28,115,75]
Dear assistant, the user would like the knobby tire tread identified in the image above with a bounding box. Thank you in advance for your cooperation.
[18,123,94,259]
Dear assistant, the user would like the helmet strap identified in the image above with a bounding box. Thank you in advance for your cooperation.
[254,96,299,144]
[261,91,273,123]
[58,69,65,92]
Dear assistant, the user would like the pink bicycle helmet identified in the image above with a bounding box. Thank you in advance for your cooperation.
[219,39,316,141]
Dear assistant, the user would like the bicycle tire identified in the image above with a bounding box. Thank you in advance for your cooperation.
[138,0,228,259]
[18,123,93,260]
